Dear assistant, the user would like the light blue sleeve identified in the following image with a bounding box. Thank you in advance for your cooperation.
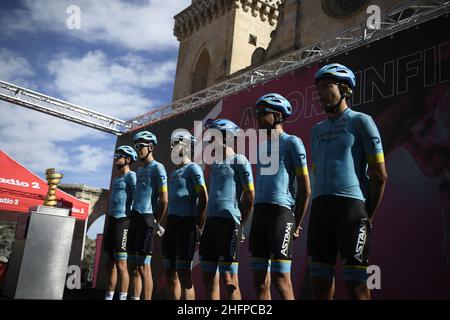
[125,171,136,215]
[235,155,254,192]
[154,163,168,192]
[354,114,385,165]
[289,136,309,176]
[189,163,207,193]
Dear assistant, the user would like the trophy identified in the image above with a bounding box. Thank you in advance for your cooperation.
[43,168,63,207]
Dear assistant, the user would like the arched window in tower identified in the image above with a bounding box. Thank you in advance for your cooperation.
[191,49,211,94]
[322,0,369,17]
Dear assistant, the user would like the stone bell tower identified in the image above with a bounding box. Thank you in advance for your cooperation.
[172,0,282,101]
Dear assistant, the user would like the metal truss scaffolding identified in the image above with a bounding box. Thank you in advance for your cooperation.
[0,80,128,135]
[0,0,448,135]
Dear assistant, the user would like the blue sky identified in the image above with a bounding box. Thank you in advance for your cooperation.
[0,0,190,189]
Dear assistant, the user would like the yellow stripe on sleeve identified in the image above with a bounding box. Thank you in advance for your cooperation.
[195,184,207,193]
[295,166,309,176]
[367,152,385,165]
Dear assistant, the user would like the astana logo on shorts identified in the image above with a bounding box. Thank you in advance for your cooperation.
[281,223,294,257]
[228,229,239,258]
[121,229,128,251]
[354,221,368,263]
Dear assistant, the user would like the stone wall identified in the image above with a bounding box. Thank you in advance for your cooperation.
[172,0,281,100]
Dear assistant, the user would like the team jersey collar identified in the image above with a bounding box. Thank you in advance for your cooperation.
[330,107,350,122]
[267,130,285,142]
[143,159,155,167]
[118,171,131,178]
[176,161,192,170]
[214,153,237,165]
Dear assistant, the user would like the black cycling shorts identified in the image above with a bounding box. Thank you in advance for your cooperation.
[199,216,240,274]
[249,203,295,273]
[307,195,371,282]
[127,210,155,264]
[103,216,129,261]
[162,214,197,270]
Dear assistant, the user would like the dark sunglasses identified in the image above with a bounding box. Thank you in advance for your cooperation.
[114,153,125,160]
[134,143,150,151]
[256,107,275,117]
[170,140,182,149]
[316,82,341,91]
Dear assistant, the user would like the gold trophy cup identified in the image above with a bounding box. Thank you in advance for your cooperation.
[43,168,63,207]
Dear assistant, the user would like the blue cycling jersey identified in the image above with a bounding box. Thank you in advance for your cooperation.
[133,160,168,214]
[168,162,206,218]
[311,108,385,201]
[109,171,136,218]
[255,132,309,210]
[207,154,254,225]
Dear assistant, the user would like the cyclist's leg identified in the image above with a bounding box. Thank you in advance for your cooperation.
[176,217,197,300]
[249,204,271,300]
[307,196,339,300]
[127,212,140,300]
[217,218,241,300]
[199,218,219,300]
[337,197,371,300]
[103,218,116,299]
[135,214,155,300]
[162,215,180,300]
[269,205,296,300]
[113,217,130,299]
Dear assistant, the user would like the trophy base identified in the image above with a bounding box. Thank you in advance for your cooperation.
[4,209,75,299]
[29,205,70,217]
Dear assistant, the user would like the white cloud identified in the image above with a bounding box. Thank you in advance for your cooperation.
[0,48,34,86]
[70,144,113,172]
[46,50,175,118]
[0,48,175,179]
[0,0,185,186]
[1,0,191,52]
[0,101,113,173]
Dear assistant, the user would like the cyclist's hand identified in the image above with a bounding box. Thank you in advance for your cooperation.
[149,217,165,237]
[293,226,302,240]
[156,224,165,237]
[196,229,203,244]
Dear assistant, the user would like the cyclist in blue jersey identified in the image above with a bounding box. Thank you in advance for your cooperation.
[308,63,388,300]
[104,145,137,300]
[129,130,168,300]
[199,118,255,300]
[249,93,311,300]
[163,130,208,300]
